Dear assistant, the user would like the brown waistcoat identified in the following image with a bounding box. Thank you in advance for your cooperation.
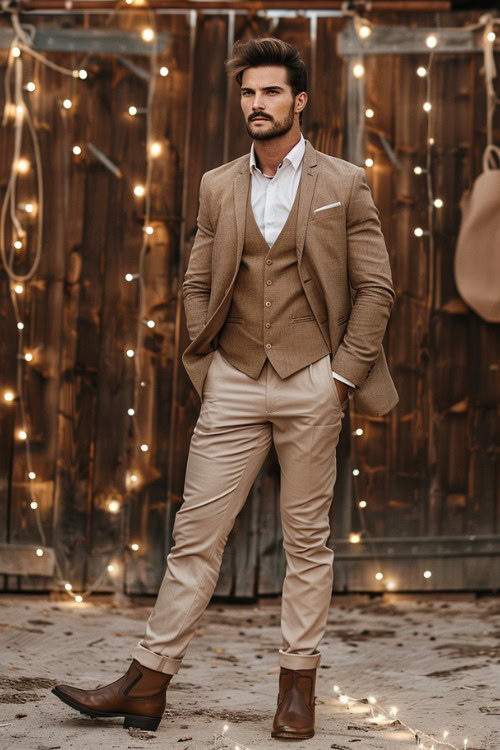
[217,172,330,379]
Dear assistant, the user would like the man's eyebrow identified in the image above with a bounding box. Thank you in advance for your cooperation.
[240,85,284,92]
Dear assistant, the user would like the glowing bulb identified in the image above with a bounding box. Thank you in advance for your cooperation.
[355,428,364,436]
[125,273,134,282]
[75,595,83,603]
[368,696,376,704]
[17,322,24,330]
[352,468,360,476]
[433,198,443,208]
[423,101,432,112]
[4,391,15,402]
[36,548,44,557]
[26,81,36,92]
[64,583,72,591]
[133,185,145,197]
[126,349,135,358]
[146,320,155,328]
[386,580,397,590]
[429,137,435,145]
[423,570,432,578]
[78,69,88,79]
[375,572,384,580]
[365,158,374,168]
[339,694,349,704]
[14,240,23,249]
[417,66,427,77]
[333,685,340,693]
[24,352,33,362]
[150,142,161,157]
[142,28,155,42]
[25,203,34,213]
[63,99,72,110]
[29,471,36,480]
[140,443,149,452]
[359,500,367,508]
[15,284,24,294]
[107,564,115,572]
[131,543,140,551]
[414,227,424,237]
[128,105,137,116]
[443,731,449,739]
[426,34,438,48]
[160,66,169,77]
[30,501,38,509]
[358,24,372,39]
[414,166,424,175]
[130,473,138,483]
[12,46,21,57]
[487,31,496,42]
[222,723,229,733]
[144,225,154,235]
[365,108,374,118]
[108,500,120,513]
[73,145,82,155]
[18,430,27,440]
[128,408,135,416]
[349,533,361,544]
[390,707,398,717]
[353,63,365,78]
[16,158,30,173]
[125,0,134,4]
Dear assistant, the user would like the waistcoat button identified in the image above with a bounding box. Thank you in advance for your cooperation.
[266,259,272,265]
[265,323,271,328]
[265,343,272,349]
[265,301,271,307]
[266,280,272,285]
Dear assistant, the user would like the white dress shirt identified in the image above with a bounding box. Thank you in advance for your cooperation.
[249,134,355,390]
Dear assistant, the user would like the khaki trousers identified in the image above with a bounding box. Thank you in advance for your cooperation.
[131,349,347,675]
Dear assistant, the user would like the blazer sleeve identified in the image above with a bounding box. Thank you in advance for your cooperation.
[330,167,396,387]
[182,173,214,342]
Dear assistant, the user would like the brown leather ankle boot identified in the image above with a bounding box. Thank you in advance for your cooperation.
[271,666,316,740]
[52,658,173,731]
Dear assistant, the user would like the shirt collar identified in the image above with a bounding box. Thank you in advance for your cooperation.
[249,133,305,176]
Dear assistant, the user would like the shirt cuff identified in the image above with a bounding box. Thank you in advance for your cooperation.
[332,370,356,389]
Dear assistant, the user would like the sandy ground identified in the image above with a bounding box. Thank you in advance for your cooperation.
[0,592,499,750]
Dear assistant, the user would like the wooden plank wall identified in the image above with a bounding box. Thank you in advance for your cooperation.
[0,8,498,597]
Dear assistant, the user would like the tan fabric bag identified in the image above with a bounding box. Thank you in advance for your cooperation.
[454,144,500,323]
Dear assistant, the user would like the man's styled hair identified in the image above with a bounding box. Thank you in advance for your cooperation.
[225,37,307,125]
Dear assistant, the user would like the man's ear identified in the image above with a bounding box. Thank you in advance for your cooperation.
[295,91,308,115]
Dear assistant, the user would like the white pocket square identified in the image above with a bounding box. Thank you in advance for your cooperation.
[313,201,342,213]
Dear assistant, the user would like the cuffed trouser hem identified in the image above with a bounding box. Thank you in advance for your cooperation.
[278,649,321,670]
[131,642,183,675]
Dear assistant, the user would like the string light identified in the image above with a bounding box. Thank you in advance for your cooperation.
[24,202,34,213]
[133,184,145,197]
[159,66,169,77]
[150,142,161,156]
[30,501,38,509]
[72,145,82,155]
[423,101,432,112]
[433,198,443,208]
[426,34,438,48]
[364,157,374,167]
[4,391,15,402]
[414,166,426,174]
[28,471,36,479]
[36,548,44,557]
[349,533,361,543]
[423,570,432,578]
[487,31,496,42]
[62,98,72,109]
[144,225,154,234]
[17,322,24,330]
[11,46,21,57]
[142,28,155,42]
[18,430,27,440]
[128,105,138,116]
[128,408,135,416]
[130,543,140,551]
[146,319,155,328]
[352,468,360,476]
[107,500,120,513]
[126,348,135,358]
[354,427,364,436]
[74,595,83,603]
[358,500,367,508]
[365,108,374,118]
[375,572,384,580]
[353,63,365,78]
[358,24,372,39]
[107,564,115,572]
[14,240,23,249]
[125,272,140,282]
[64,583,72,591]
[140,443,149,452]
[417,66,428,77]
[14,284,24,294]
[16,158,30,173]
[24,352,33,362]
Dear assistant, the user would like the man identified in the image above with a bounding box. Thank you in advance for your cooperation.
[52,37,398,740]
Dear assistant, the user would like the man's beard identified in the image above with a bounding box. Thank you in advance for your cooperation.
[246,101,295,141]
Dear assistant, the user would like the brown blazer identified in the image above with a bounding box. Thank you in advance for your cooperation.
[182,139,399,416]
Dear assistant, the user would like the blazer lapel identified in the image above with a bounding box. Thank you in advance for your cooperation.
[233,166,251,274]
[296,140,318,265]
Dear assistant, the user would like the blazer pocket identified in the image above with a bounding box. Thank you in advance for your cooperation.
[225,316,242,323]
[311,205,345,222]
[292,313,315,323]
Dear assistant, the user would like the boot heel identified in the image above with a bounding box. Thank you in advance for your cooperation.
[123,714,161,731]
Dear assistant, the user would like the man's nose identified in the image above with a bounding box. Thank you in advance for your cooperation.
[252,95,264,110]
